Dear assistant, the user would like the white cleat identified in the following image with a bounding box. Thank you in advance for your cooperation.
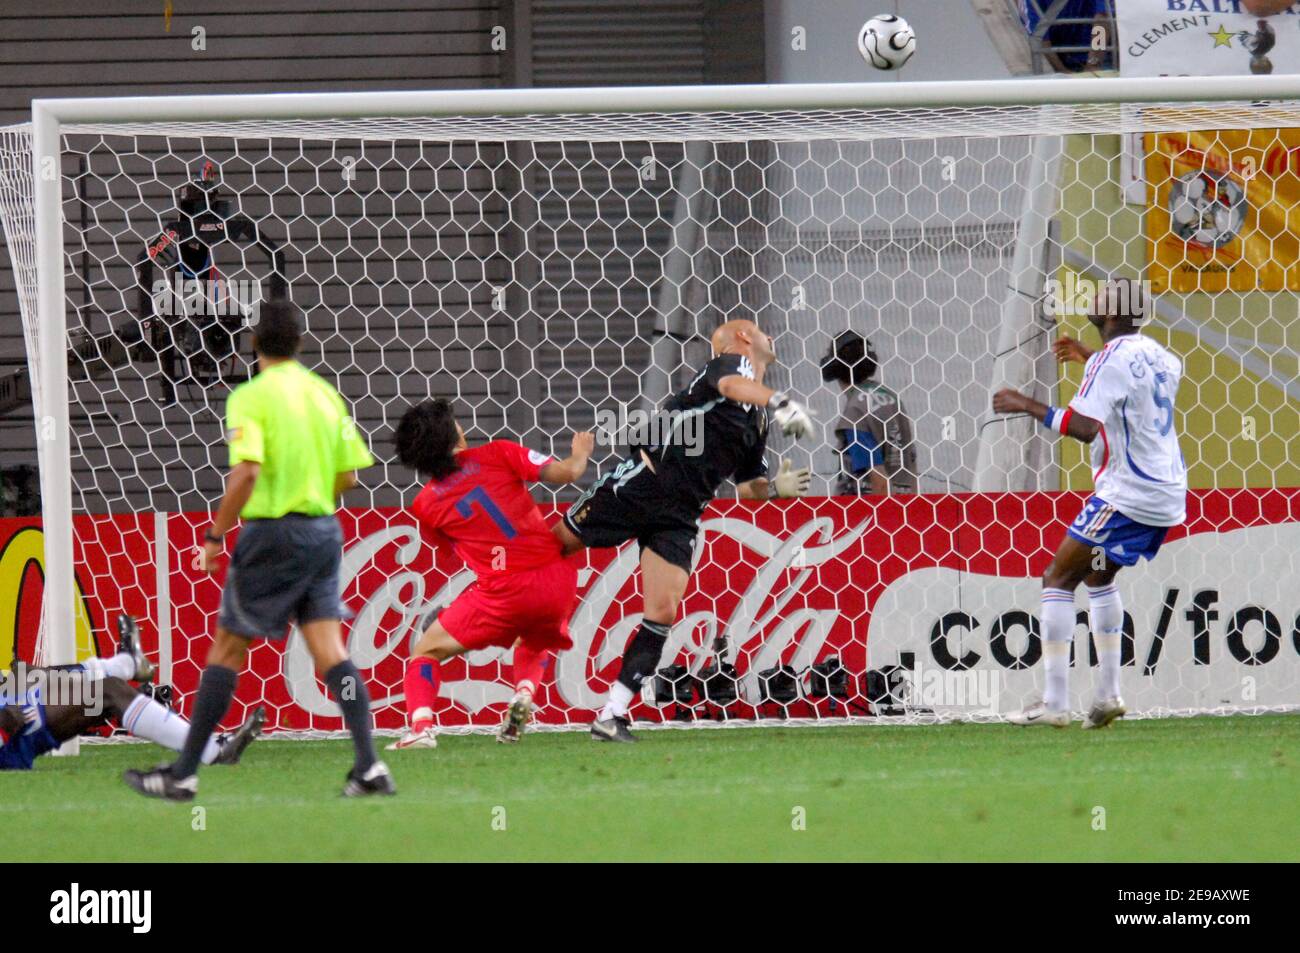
[1006,699,1071,728]
[497,690,533,744]
[1082,696,1126,730]
[385,727,438,750]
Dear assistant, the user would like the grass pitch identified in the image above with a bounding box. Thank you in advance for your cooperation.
[4,716,1296,862]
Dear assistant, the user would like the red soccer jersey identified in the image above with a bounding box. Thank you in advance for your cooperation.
[410,440,563,577]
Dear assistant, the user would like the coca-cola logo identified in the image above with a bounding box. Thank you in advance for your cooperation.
[282,512,872,718]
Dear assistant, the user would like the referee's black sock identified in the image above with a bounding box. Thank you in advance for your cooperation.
[326,660,377,773]
[616,619,672,692]
[172,664,237,778]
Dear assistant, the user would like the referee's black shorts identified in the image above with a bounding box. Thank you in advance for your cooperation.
[218,514,344,639]
[563,457,701,573]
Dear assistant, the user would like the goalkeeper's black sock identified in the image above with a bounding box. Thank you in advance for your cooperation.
[172,664,237,778]
[615,619,671,694]
[601,620,671,720]
[326,660,377,773]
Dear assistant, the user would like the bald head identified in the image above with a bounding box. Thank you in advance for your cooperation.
[711,319,775,369]
[711,319,756,354]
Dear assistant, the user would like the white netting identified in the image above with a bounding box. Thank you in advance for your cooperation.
[1,90,1298,735]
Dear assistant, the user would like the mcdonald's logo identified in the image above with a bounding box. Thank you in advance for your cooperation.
[0,524,99,671]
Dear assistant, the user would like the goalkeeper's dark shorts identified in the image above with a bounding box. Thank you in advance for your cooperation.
[218,514,345,639]
[562,456,701,574]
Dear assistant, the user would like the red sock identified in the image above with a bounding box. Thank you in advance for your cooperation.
[513,644,549,696]
[404,656,440,731]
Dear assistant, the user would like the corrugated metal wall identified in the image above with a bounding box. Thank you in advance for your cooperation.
[0,1,501,118]
[530,0,706,86]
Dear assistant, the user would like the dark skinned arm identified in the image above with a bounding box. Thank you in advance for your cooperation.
[991,389,1101,443]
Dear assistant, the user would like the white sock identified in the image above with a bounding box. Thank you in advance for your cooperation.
[1088,583,1124,701]
[123,695,221,764]
[1041,588,1076,712]
[79,652,136,682]
[601,682,636,720]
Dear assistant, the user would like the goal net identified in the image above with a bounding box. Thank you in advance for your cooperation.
[1,79,1297,735]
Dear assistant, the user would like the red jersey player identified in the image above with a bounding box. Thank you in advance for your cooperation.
[389,398,594,749]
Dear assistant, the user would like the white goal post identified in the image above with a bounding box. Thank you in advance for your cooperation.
[5,73,1300,733]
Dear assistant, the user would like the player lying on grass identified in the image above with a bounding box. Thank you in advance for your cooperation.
[390,398,594,749]
[992,278,1187,729]
[1,615,262,770]
[553,318,816,743]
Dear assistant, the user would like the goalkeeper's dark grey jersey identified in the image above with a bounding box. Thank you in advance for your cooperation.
[635,353,770,511]
[835,381,917,495]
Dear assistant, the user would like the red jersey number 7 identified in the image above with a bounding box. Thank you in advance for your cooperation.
[455,486,518,539]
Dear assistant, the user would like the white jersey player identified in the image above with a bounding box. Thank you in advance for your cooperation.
[992,279,1187,729]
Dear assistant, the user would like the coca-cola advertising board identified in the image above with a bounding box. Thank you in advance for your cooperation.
[2,488,1297,728]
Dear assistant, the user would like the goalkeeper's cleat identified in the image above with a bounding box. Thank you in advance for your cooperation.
[117,614,156,683]
[1006,700,1070,728]
[1082,696,1126,730]
[343,761,396,797]
[213,705,265,765]
[497,690,533,744]
[386,727,438,750]
[590,715,637,743]
[122,765,197,802]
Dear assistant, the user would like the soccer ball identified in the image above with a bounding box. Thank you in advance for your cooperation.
[858,14,916,71]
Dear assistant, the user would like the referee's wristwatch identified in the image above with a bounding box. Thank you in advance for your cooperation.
[204,528,224,546]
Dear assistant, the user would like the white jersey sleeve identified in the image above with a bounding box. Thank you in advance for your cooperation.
[1069,345,1126,426]
[1068,336,1187,528]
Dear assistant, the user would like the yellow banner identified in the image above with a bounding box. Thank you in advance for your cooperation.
[1146,129,1300,293]
[0,525,98,672]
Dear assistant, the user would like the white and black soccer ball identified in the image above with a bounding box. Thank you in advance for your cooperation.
[858,14,916,71]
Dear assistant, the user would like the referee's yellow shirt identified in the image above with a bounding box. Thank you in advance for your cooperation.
[224,360,373,519]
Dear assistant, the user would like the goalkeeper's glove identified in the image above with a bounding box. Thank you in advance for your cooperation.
[767,458,812,499]
[768,392,817,441]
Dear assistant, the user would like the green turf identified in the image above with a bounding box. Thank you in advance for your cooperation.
[4,716,1296,862]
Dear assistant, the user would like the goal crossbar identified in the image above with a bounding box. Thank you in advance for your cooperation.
[31,74,1300,126]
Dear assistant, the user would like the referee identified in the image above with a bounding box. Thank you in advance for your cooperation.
[125,301,393,800]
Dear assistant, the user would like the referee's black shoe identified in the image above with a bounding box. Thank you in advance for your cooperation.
[343,761,396,797]
[590,715,637,743]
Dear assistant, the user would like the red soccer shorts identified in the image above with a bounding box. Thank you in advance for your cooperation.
[437,557,578,652]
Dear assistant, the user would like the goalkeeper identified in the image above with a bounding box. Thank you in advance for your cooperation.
[553,319,816,742]
[123,301,389,800]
